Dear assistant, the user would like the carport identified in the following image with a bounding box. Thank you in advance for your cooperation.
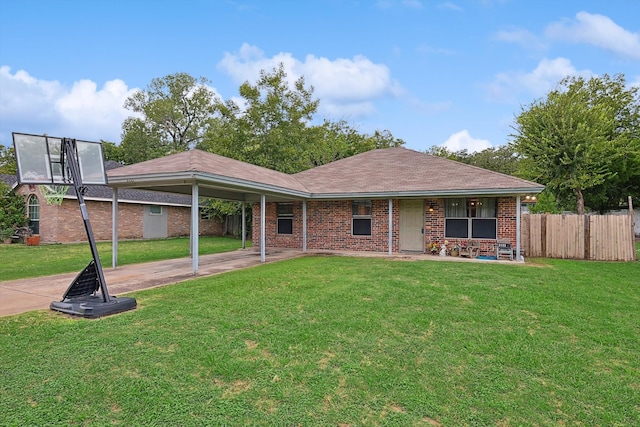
[107,149,311,274]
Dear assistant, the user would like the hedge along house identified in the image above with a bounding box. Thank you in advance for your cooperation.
[107,147,544,273]
[2,160,222,244]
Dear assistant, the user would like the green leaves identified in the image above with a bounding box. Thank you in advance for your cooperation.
[0,182,27,236]
[122,73,220,159]
[511,73,640,214]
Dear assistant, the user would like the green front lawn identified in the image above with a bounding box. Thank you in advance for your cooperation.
[1,256,638,425]
[0,236,250,281]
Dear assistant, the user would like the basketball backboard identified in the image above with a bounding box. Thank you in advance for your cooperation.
[13,132,107,185]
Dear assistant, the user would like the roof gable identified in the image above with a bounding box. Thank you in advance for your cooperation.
[294,147,543,196]
[106,147,543,199]
[108,149,309,193]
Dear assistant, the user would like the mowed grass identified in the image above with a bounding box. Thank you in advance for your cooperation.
[1,256,638,426]
[0,236,249,281]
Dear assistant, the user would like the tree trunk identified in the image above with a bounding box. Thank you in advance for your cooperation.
[576,188,585,215]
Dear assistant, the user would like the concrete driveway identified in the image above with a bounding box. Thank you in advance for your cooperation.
[0,249,303,317]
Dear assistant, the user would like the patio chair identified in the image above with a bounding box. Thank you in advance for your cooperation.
[496,238,513,261]
[459,240,481,258]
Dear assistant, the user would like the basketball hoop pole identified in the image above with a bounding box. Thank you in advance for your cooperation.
[62,138,111,302]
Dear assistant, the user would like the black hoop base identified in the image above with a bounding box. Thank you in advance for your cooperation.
[50,296,137,318]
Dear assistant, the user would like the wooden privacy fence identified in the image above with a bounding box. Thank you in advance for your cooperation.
[522,213,636,261]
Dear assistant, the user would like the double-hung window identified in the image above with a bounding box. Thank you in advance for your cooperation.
[277,203,293,235]
[445,198,497,239]
[352,200,372,236]
[28,194,40,234]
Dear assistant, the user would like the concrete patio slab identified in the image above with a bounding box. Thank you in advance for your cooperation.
[0,248,522,318]
[0,248,303,318]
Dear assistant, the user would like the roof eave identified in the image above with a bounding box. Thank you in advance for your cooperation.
[307,186,545,200]
[108,172,311,199]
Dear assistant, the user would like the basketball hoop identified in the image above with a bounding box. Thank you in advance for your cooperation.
[38,184,70,206]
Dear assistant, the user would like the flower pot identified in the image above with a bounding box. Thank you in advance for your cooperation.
[26,235,40,246]
[450,249,459,257]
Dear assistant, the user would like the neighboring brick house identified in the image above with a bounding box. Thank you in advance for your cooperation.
[107,147,544,267]
[2,160,222,244]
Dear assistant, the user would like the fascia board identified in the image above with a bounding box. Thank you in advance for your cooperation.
[306,187,545,200]
[108,172,544,201]
[108,172,311,199]
[55,195,191,207]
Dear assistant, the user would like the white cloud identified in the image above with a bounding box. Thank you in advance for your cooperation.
[217,43,404,119]
[443,130,492,153]
[0,66,137,145]
[546,11,640,61]
[485,57,592,103]
[493,28,547,52]
[438,2,463,12]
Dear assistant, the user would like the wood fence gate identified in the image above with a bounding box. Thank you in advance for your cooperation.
[521,213,636,261]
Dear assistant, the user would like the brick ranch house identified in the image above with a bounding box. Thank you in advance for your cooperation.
[2,160,221,244]
[106,147,544,272]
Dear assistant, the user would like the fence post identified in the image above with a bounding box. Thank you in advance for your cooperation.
[630,196,636,261]
[541,213,547,257]
[584,215,590,260]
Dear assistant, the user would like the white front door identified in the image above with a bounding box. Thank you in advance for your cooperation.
[400,200,424,252]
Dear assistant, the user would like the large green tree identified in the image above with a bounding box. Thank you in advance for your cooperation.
[0,145,17,175]
[426,144,519,176]
[199,64,404,173]
[511,74,640,214]
[122,72,219,159]
[0,181,27,239]
[199,63,319,173]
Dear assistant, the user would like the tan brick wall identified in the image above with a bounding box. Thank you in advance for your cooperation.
[253,197,518,255]
[16,185,222,243]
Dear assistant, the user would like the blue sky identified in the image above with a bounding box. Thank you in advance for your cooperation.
[1,0,639,154]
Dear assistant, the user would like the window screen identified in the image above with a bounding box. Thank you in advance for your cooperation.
[352,200,372,236]
[277,203,293,235]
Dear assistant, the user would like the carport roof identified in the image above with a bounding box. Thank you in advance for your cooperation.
[106,147,544,201]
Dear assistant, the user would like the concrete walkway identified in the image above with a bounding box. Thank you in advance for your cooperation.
[0,248,304,318]
[0,248,521,318]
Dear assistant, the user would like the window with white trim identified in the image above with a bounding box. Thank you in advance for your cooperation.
[149,205,162,215]
[352,200,372,236]
[277,203,293,235]
[28,194,40,234]
[444,198,497,239]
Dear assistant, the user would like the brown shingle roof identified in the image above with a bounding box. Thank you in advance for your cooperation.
[107,147,543,198]
[295,147,543,196]
[107,149,309,193]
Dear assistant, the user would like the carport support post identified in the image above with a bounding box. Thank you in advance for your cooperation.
[388,199,393,256]
[241,202,246,249]
[302,200,307,252]
[112,188,118,269]
[191,183,199,274]
[260,194,266,262]
[516,195,521,261]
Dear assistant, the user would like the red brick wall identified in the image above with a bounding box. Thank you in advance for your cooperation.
[16,186,222,243]
[253,197,518,255]
[424,197,517,255]
[253,199,400,253]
